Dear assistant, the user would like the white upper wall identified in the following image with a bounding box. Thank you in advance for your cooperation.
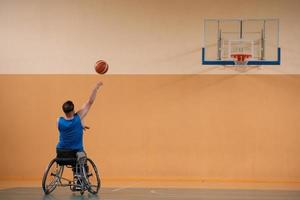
[0,0,299,74]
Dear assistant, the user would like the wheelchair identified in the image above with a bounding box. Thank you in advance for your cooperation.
[42,149,101,195]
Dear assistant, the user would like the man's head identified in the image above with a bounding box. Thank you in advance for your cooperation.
[62,100,75,116]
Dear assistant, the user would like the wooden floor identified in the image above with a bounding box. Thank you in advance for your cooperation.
[0,187,300,200]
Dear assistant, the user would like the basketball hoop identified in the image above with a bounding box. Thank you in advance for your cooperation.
[231,53,252,66]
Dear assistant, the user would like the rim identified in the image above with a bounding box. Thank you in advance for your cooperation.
[42,159,63,194]
[83,158,100,194]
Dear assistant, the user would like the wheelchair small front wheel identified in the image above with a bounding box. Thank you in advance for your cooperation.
[42,158,63,194]
[82,158,101,194]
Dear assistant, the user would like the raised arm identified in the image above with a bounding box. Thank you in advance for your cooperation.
[77,81,103,119]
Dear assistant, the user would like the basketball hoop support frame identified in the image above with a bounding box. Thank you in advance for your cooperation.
[202,18,281,66]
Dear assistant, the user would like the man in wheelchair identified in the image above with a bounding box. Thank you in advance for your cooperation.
[57,81,102,154]
[42,82,102,195]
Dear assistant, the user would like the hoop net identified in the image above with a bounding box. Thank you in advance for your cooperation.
[221,39,257,66]
[231,53,252,66]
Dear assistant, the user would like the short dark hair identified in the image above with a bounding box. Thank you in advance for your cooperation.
[62,100,74,114]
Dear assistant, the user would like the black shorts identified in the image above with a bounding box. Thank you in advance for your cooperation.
[56,148,86,166]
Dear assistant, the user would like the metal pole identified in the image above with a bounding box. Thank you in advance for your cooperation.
[217,20,221,60]
[240,20,243,39]
[261,20,266,60]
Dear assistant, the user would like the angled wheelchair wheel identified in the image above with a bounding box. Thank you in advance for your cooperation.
[42,158,64,194]
[82,158,101,194]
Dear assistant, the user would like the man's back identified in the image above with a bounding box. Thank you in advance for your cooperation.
[57,113,84,151]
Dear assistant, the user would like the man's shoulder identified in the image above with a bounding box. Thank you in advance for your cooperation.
[74,113,82,121]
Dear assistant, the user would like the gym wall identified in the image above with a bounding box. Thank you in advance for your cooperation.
[0,0,300,186]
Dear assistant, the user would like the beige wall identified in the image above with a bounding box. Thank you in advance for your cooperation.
[0,0,300,74]
[0,75,300,184]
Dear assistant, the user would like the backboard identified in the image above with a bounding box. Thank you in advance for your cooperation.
[202,19,280,66]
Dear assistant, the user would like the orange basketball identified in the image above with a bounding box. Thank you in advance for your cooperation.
[94,60,109,74]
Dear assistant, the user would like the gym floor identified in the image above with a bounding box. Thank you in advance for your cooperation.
[1,180,300,200]
[1,187,300,200]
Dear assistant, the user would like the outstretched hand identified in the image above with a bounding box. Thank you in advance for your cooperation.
[95,81,103,90]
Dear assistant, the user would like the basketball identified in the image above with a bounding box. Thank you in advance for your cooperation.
[94,60,109,74]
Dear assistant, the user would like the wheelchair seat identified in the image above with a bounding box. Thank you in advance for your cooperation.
[56,149,77,166]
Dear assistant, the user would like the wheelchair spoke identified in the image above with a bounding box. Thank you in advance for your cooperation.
[47,178,58,188]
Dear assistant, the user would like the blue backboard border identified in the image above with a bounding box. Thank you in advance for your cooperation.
[202,48,281,66]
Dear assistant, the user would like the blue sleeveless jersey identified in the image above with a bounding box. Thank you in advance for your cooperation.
[56,113,84,151]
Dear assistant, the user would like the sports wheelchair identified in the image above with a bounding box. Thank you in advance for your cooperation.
[42,149,101,195]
